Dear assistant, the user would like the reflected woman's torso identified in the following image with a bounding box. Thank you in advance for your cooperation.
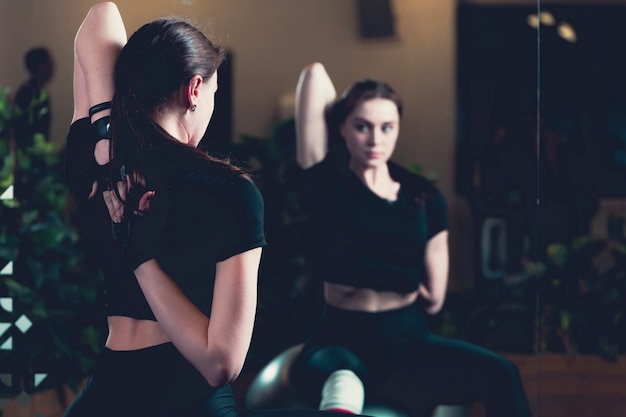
[105,316,170,351]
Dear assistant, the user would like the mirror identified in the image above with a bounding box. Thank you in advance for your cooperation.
[459,1,626,416]
[0,1,554,416]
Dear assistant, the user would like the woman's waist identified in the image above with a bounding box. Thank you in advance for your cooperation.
[105,316,171,351]
[312,292,430,340]
[321,260,423,293]
[324,282,419,312]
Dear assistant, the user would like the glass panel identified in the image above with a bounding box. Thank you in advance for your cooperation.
[537,2,626,417]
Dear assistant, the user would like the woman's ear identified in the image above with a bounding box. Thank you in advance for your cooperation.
[186,74,203,110]
[339,120,348,139]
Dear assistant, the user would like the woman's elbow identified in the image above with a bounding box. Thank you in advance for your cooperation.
[205,364,240,388]
[424,300,444,315]
[87,2,120,21]
[203,350,244,387]
[303,61,326,77]
[422,292,446,315]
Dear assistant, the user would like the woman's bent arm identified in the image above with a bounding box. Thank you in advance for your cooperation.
[419,230,449,314]
[133,248,262,387]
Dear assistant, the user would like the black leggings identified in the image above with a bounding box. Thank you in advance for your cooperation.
[291,303,532,417]
[64,342,357,417]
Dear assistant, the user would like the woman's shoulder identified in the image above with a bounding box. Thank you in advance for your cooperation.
[228,175,264,207]
[389,162,436,191]
[181,167,263,207]
[182,163,245,187]
[301,149,349,182]
[389,161,445,206]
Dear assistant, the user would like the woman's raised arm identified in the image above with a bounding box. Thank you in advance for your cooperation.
[295,62,337,169]
[72,2,128,219]
[73,1,126,124]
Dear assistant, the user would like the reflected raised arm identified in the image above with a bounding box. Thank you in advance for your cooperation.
[295,62,337,170]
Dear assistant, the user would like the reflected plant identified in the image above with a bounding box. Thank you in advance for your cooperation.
[532,236,626,360]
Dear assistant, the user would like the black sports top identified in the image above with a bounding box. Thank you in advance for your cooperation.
[64,118,266,320]
[155,168,266,318]
[301,151,447,294]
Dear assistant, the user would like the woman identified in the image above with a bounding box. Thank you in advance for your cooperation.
[13,47,54,146]
[289,62,532,417]
[64,4,362,417]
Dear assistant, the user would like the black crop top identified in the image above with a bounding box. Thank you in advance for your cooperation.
[64,118,266,320]
[301,152,447,293]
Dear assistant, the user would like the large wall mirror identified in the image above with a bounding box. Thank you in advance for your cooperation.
[0,1,623,416]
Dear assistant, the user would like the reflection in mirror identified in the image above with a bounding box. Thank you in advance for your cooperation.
[534,2,626,417]
[0,1,546,417]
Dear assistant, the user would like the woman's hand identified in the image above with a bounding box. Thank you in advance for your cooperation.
[122,186,170,269]
[89,175,154,223]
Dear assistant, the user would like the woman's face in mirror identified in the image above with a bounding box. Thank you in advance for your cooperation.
[340,98,400,170]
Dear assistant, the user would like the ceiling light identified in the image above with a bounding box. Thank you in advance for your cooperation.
[558,22,577,42]
[539,11,556,26]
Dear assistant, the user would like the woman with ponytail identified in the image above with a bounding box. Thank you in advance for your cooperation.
[64,3,364,417]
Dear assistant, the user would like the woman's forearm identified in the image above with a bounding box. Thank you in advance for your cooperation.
[133,249,261,387]
[133,260,219,382]
[420,230,449,314]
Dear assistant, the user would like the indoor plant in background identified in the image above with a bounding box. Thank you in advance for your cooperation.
[0,86,103,416]
[437,234,626,360]
[227,119,325,369]
[534,236,626,360]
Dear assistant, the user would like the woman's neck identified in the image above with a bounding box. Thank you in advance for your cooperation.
[349,160,400,201]
[156,111,193,146]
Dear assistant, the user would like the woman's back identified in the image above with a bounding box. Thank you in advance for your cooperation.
[150,167,265,317]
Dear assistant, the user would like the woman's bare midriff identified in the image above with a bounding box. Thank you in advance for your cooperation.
[324,282,418,312]
[105,316,171,351]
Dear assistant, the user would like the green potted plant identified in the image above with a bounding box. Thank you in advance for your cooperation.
[0,85,103,412]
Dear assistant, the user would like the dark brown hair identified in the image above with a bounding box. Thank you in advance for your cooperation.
[110,17,244,190]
